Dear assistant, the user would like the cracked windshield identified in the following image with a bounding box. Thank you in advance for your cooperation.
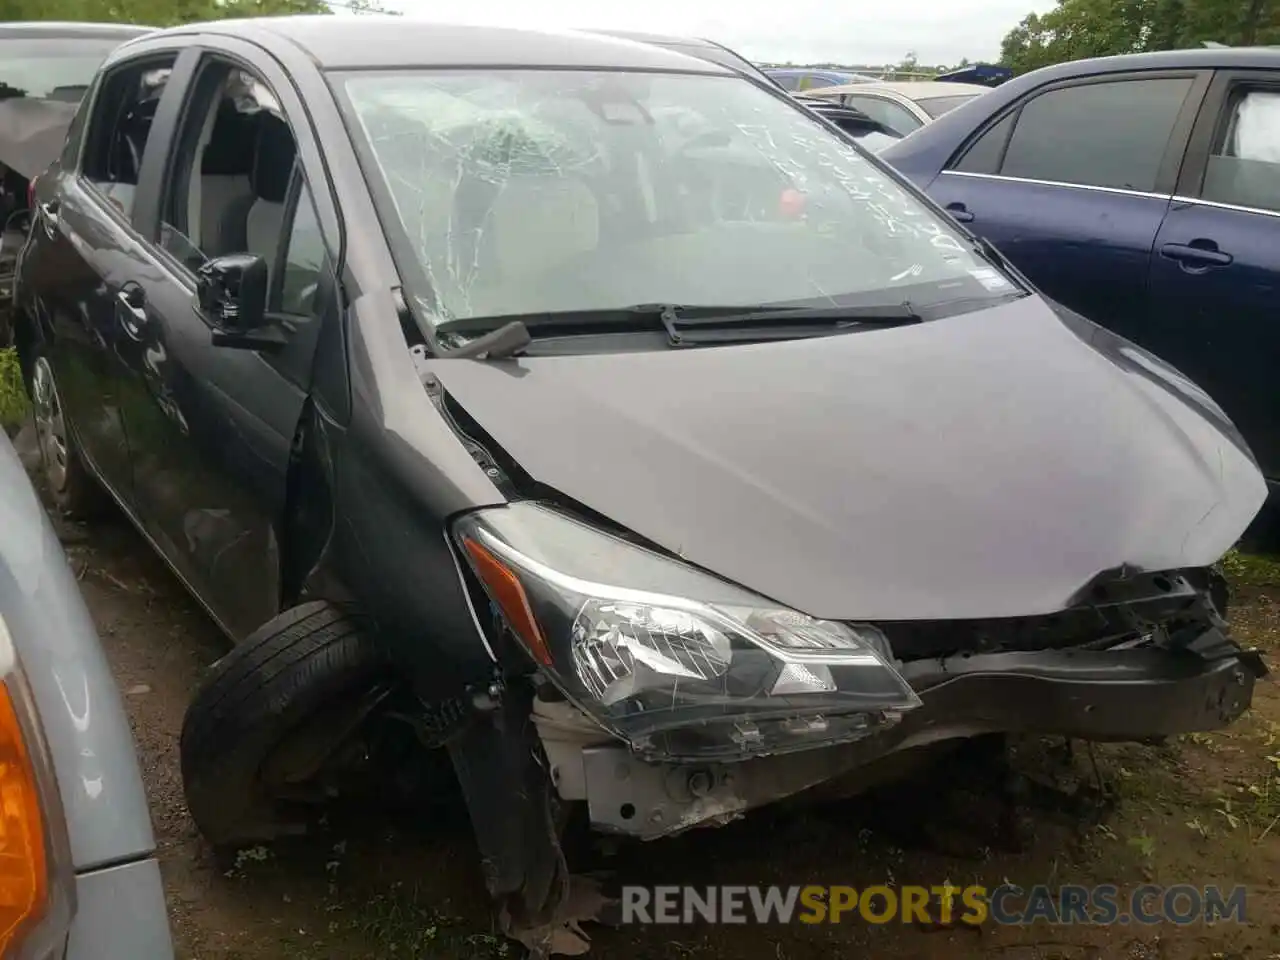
[342,69,1016,326]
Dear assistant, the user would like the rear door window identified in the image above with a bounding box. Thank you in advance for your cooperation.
[1201,87,1280,213]
[79,58,175,220]
[918,94,977,119]
[998,77,1193,191]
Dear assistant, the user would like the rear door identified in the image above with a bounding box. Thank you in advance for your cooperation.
[927,71,1209,341]
[1147,69,1280,485]
[21,49,191,509]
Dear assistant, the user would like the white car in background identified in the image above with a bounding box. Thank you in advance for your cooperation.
[803,80,991,139]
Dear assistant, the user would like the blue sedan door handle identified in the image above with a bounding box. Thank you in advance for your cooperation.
[945,201,974,223]
[1160,239,1233,269]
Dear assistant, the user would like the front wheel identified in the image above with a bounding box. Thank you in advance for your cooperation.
[180,601,392,847]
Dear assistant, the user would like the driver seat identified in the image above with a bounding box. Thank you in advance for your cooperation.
[245,114,297,290]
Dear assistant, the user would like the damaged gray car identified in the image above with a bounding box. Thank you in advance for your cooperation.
[13,16,1270,957]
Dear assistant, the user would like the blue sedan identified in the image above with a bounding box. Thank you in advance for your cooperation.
[883,47,1280,507]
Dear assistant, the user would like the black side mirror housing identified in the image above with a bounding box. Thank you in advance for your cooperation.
[196,253,285,350]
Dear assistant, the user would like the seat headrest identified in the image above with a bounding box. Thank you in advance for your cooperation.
[251,113,296,203]
[202,103,256,176]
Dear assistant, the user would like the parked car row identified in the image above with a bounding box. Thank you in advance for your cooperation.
[7,14,1269,959]
[802,79,990,138]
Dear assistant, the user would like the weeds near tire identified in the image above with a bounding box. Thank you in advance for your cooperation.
[0,348,26,431]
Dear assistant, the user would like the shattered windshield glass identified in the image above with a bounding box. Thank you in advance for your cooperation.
[340,69,1017,326]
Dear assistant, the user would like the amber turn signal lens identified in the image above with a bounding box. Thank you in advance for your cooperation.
[461,536,554,666]
[0,683,47,953]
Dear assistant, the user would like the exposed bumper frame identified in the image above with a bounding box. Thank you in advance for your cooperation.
[580,627,1267,839]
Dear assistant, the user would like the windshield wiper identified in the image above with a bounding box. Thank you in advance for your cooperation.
[439,301,924,358]
[655,301,922,345]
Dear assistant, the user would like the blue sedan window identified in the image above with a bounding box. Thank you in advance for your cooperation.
[998,77,1193,192]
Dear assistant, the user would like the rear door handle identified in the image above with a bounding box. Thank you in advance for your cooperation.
[1160,241,1233,268]
[38,200,59,237]
[945,202,974,223]
[116,285,148,341]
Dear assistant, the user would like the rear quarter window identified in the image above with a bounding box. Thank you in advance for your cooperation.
[918,94,977,119]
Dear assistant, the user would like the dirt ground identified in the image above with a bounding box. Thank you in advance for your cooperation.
[53,507,1280,960]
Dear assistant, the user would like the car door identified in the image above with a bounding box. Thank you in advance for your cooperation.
[114,46,338,640]
[21,51,189,509]
[925,71,1210,342]
[1147,69,1280,486]
[840,92,924,138]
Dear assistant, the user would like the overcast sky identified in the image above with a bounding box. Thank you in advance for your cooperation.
[368,0,1055,67]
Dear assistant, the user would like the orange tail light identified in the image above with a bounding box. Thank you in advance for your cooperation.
[0,684,47,952]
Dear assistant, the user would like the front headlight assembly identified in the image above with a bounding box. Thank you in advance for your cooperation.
[453,502,920,761]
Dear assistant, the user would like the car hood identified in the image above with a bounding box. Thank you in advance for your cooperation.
[425,296,1266,622]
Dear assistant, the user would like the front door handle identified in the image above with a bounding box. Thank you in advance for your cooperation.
[945,201,974,223]
[116,285,148,341]
[1160,240,1233,269]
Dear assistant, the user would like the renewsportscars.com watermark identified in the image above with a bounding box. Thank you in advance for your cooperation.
[622,884,1248,926]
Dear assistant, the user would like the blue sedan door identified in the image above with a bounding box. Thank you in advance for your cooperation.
[1147,69,1280,488]
[922,71,1209,342]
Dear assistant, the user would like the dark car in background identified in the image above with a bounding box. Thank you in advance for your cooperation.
[765,66,877,90]
[882,47,1280,509]
[13,16,1269,955]
[0,22,154,343]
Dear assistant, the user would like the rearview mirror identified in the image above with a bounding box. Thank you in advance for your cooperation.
[196,253,285,350]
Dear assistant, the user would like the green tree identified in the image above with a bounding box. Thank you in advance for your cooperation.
[0,0,330,27]
[999,0,1280,75]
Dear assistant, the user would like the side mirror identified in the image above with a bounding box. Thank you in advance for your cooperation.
[196,253,285,350]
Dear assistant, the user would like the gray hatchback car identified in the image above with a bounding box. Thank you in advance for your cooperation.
[0,431,172,957]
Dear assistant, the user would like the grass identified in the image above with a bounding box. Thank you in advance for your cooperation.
[1221,548,1280,590]
[353,884,511,959]
[0,347,26,431]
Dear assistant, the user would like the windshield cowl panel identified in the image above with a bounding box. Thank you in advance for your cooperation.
[335,67,1019,335]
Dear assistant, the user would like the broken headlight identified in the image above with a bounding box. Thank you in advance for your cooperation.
[453,502,920,761]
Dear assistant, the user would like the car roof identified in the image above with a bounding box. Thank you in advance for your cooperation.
[0,21,154,41]
[1007,45,1280,82]
[160,15,733,74]
[811,80,990,100]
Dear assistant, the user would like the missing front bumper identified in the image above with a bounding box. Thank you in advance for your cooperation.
[578,630,1267,839]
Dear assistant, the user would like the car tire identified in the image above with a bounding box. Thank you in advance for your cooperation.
[24,346,109,518]
[180,601,390,847]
